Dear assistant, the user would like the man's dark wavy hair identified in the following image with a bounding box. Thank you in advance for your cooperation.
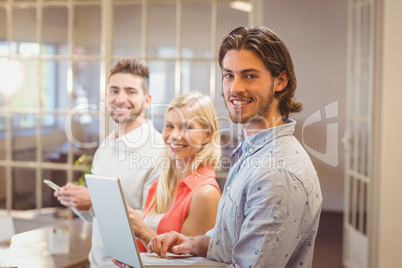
[218,26,303,119]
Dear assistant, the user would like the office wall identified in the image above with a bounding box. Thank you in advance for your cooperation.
[0,167,5,200]
[263,0,348,211]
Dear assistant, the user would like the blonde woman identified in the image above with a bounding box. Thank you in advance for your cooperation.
[126,91,222,252]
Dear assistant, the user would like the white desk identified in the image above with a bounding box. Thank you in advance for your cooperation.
[0,218,92,268]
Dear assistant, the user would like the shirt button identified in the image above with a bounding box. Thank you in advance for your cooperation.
[226,186,231,191]
[249,148,254,152]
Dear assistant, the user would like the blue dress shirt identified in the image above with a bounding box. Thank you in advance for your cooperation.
[206,119,323,268]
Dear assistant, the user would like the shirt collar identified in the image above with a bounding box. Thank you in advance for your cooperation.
[111,120,152,147]
[236,118,296,152]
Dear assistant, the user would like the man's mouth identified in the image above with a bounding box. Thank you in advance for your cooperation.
[112,106,132,115]
[115,107,129,111]
[231,100,251,105]
[230,98,252,108]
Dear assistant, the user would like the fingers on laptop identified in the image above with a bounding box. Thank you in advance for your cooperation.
[161,231,190,256]
[147,233,167,256]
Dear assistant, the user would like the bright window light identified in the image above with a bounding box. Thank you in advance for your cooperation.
[229,1,252,12]
[19,42,40,56]
[0,59,24,97]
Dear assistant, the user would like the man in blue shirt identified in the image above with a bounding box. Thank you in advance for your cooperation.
[115,26,323,268]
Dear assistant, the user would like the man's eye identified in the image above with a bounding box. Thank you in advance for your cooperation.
[223,73,233,79]
[246,74,257,79]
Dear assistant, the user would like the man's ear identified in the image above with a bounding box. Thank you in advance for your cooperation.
[274,71,289,93]
[143,94,152,109]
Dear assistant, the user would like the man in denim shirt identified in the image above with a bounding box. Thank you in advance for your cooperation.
[115,26,323,268]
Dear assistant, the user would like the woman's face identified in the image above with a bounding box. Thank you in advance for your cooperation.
[162,106,211,163]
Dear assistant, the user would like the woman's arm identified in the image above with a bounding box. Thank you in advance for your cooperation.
[180,184,221,236]
[126,206,156,246]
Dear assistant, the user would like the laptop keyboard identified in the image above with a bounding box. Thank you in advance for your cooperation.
[140,252,228,267]
[141,253,188,264]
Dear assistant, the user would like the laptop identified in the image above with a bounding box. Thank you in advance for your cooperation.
[85,174,228,268]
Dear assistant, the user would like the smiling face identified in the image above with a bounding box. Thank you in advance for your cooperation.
[106,73,151,127]
[162,106,211,163]
[221,49,287,129]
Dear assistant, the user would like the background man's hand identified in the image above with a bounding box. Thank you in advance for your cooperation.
[54,183,92,210]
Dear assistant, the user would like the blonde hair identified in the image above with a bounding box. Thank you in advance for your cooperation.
[146,91,221,214]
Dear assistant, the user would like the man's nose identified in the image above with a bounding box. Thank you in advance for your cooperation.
[230,76,245,94]
[116,91,128,104]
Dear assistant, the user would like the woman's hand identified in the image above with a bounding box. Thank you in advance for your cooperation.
[111,258,133,268]
[126,206,157,246]
[127,206,143,229]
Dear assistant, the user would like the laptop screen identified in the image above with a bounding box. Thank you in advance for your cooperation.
[85,174,143,267]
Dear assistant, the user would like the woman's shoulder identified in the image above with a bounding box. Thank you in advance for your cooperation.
[191,183,221,206]
[195,166,216,179]
[192,167,221,194]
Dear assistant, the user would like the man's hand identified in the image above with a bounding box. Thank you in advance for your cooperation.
[148,231,209,258]
[54,183,92,210]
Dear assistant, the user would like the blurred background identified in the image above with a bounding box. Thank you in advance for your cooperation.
[0,0,401,267]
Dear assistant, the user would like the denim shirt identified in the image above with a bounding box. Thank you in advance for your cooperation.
[206,119,322,268]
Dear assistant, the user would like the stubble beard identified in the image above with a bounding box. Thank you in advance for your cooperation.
[109,101,145,125]
[222,84,275,125]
